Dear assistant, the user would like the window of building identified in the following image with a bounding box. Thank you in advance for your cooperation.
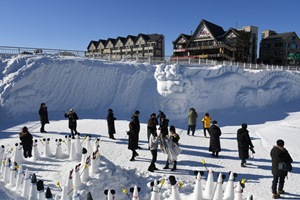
[275,43,283,47]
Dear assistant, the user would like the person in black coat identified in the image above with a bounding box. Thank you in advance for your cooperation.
[147,113,158,147]
[158,114,169,138]
[208,120,221,157]
[128,110,140,161]
[156,110,165,125]
[64,108,79,138]
[270,139,293,198]
[39,103,49,133]
[107,108,116,140]
[19,126,33,158]
[237,123,254,167]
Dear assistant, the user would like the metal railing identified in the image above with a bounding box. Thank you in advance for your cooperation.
[0,46,86,57]
[1,46,299,71]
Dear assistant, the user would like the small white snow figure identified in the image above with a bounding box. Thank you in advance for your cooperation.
[73,163,82,191]
[36,180,46,200]
[104,189,116,200]
[80,155,91,183]
[90,149,99,175]
[213,173,226,200]
[43,138,52,157]
[2,157,11,183]
[45,187,53,200]
[192,171,204,200]
[85,135,93,156]
[87,191,94,200]
[169,175,182,200]
[28,173,38,200]
[75,136,82,156]
[69,140,77,161]
[150,179,161,200]
[234,181,243,200]
[93,138,100,152]
[15,164,24,192]
[33,139,41,160]
[223,171,238,200]
[203,168,214,199]
[9,161,18,187]
[55,139,64,159]
[13,143,23,164]
[64,135,72,155]
[21,169,30,198]
[130,185,141,200]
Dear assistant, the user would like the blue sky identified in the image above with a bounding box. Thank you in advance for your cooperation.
[1,0,299,56]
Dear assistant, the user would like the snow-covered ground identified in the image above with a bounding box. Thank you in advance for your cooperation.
[0,54,299,200]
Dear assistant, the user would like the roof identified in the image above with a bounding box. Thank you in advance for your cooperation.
[173,34,191,44]
[87,40,98,50]
[263,32,297,40]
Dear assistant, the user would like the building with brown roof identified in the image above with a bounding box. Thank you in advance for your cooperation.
[86,33,164,59]
[259,30,300,65]
[172,19,258,63]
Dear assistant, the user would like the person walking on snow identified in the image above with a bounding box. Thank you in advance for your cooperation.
[237,123,254,167]
[148,132,161,172]
[163,125,181,171]
[128,110,140,161]
[158,114,169,138]
[39,103,49,133]
[270,139,293,199]
[187,107,198,136]
[107,108,116,140]
[147,113,158,148]
[19,126,33,158]
[201,113,211,137]
[208,120,221,157]
[64,108,79,138]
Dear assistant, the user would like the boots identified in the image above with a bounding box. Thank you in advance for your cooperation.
[163,161,169,169]
[171,161,177,171]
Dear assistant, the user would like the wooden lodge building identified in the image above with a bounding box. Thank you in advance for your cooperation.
[86,33,165,59]
[172,19,258,63]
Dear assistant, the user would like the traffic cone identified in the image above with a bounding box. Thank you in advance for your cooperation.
[193,171,204,200]
[37,180,46,200]
[21,169,30,198]
[203,168,214,199]
[223,172,236,200]
[28,173,38,200]
[15,164,24,192]
[234,182,243,200]
[55,139,64,159]
[150,180,160,200]
[213,173,224,200]
[33,139,41,160]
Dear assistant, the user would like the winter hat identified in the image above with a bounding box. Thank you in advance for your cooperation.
[205,113,209,116]
[108,108,113,112]
[70,108,74,112]
[242,123,248,129]
[277,139,284,147]
[170,125,176,133]
[22,126,28,132]
[151,113,156,117]
[161,114,166,118]
[212,121,217,125]
[134,110,140,115]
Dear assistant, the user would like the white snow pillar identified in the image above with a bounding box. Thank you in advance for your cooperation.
[223,172,236,200]
[21,169,31,198]
[150,180,160,200]
[193,172,204,200]
[55,139,64,159]
[213,173,224,200]
[203,168,214,199]
[28,173,38,200]
[69,141,77,161]
[75,136,82,156]
[3,157,11,183]
[33,139,41,160]
[9,161,18,187]
[234,182,243,200]
[15,164,24,192]
[73,164,82,191]
[132,185,140,200]
[43,138,52,157]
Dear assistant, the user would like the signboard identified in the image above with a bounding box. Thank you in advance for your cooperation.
[196,25,212,39]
